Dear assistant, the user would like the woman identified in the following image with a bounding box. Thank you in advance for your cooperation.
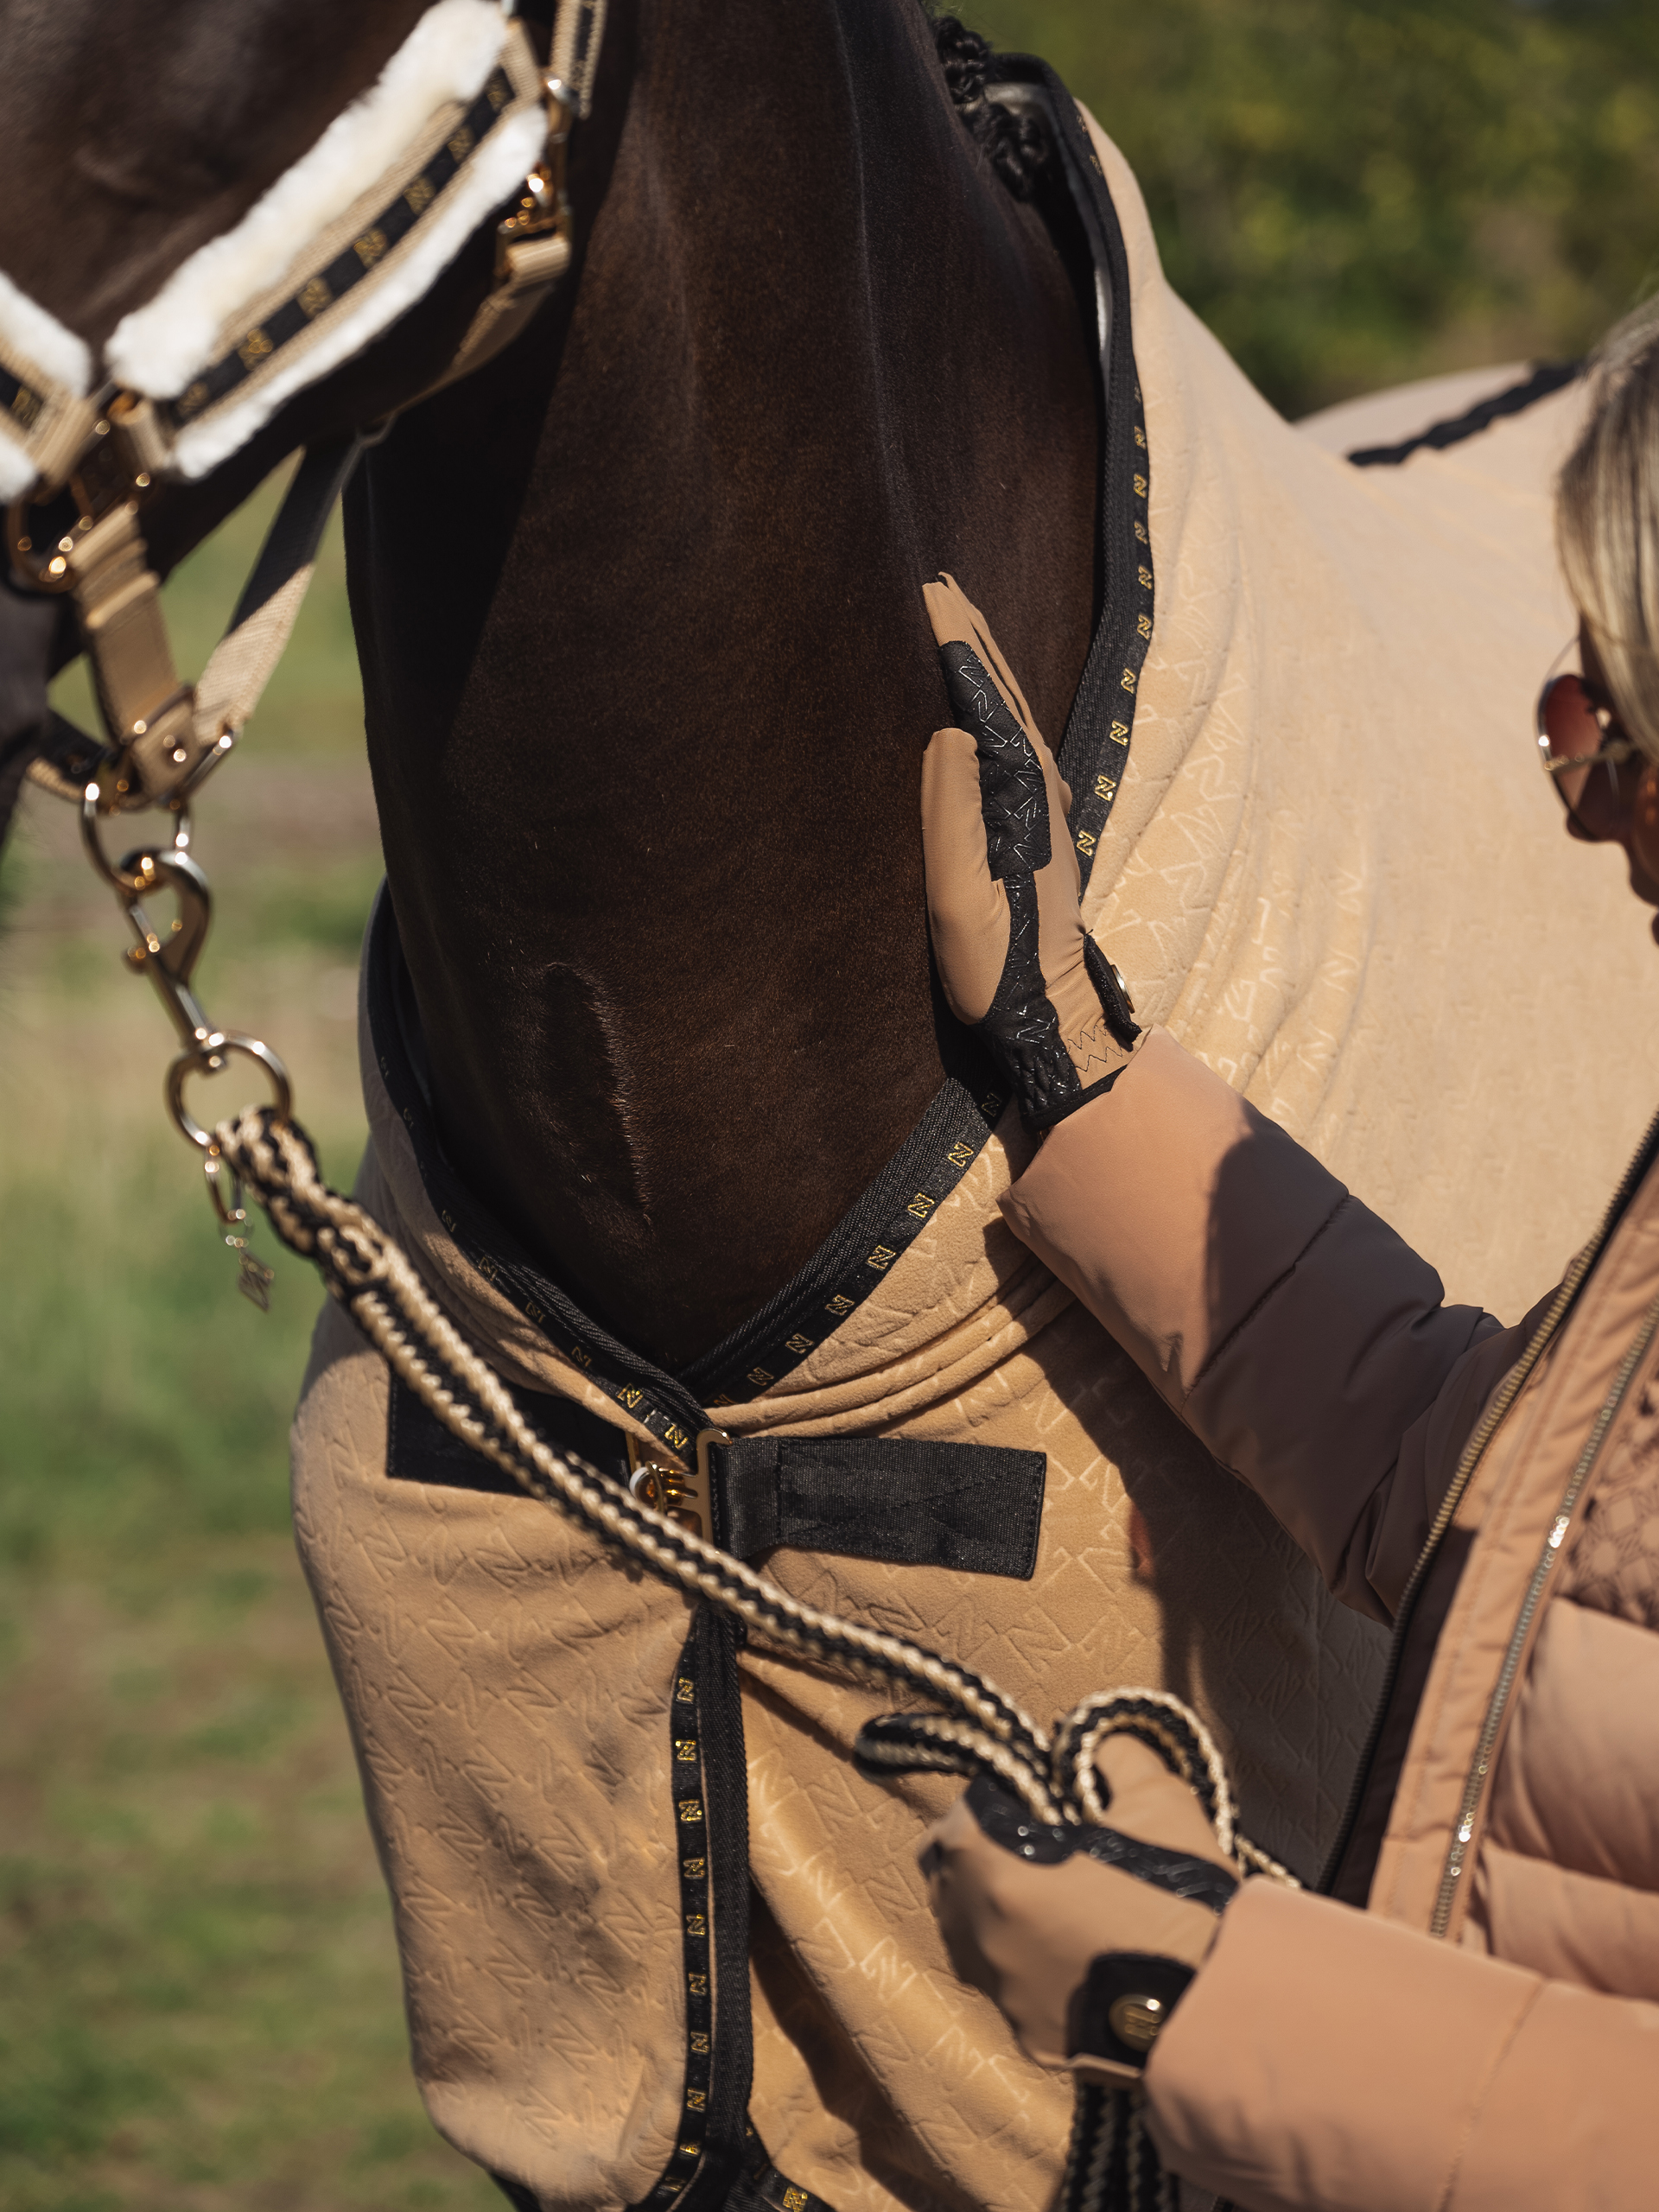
[915,306,1659,2212]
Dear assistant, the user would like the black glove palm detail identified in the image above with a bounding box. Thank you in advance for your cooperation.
[925,582,1141,1133]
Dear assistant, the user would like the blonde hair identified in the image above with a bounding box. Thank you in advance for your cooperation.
[1557,298,1659,761]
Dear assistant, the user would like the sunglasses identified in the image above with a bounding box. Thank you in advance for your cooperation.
[1536,653,1659,877]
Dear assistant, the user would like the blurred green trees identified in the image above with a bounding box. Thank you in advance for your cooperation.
[966,0,1659,415]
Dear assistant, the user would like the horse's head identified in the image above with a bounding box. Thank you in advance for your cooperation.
[0,0,435,350]
[0,0,623,802]
[3,0,1103,1365]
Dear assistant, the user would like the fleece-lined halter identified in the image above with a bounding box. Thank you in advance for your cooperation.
[2,0,606,813]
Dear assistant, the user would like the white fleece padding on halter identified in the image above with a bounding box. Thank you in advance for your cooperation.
[162,104,542,479]
[0,269,92,396]
[106,0,513,401]
[0,270,93,498]
[0,416,38,501]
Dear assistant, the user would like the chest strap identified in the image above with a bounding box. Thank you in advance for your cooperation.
[386,1373,1046,1581]
[703,1432,1044,1579]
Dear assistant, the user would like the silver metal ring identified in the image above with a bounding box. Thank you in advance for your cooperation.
[165,1033,292,1151]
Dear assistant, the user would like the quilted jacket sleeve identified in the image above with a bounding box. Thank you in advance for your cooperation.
[1143,1878,1659,2211]
[1000,1028,1523,1623]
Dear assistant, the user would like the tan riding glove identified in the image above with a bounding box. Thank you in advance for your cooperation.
[920,1736,1237,2086]
[921,575,1140,1130]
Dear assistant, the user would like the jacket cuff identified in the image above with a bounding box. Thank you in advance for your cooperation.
[1000,1027,1346,1408]
[1141,1881,1541,2212]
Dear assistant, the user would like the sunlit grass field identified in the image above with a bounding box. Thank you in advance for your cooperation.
[0,480,499,2210]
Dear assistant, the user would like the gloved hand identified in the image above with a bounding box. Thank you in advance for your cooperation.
[921,574,1140,1131]
[919,1734,1237,2085]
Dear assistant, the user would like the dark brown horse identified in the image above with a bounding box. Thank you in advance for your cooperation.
[0,0,1099,1369]
[0,13,1122,2200]
[16,16,1637,2210]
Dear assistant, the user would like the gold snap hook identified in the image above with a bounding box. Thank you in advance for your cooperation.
[84,789,218,1051]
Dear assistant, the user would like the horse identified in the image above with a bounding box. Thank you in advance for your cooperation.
[4,3,1657,2209]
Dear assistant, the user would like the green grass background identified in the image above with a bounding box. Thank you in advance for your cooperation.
[2,479,498,2209]
[3,2,1656,2202]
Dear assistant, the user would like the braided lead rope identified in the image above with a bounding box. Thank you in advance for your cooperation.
[219,1103,1300,2212]
[218,1104,1300,1887]
[1054,1691,1238,1848]
[849,1712,1069,1821]
[218,1109,1057,1791]
[1128,2088,1179,2212]
[1063,2082,1118,2212]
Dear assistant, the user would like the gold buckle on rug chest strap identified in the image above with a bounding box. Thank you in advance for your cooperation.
[626,1427,732,1541]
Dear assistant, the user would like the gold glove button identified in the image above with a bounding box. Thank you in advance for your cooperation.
[1106,1993,1166,2052]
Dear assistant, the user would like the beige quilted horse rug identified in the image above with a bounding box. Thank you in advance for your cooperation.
[289,99,1659,2212]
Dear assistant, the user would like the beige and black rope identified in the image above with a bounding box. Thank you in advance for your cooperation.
[217,1103,1294,2212]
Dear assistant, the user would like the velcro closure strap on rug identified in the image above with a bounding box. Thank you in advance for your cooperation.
[385,1374,1046,1580]
[706,1434,1046,1580]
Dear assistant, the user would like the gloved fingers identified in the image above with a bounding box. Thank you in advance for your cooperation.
[921,1789,1220,2065]
[925,570,1045,747]
[920,1794,1011,2004]
[923,575,1076,836]
[1094,1734,1233,1871]
[921,1865,1001,2004]
[921,725,1012,1023]
[919,572,1136,1105]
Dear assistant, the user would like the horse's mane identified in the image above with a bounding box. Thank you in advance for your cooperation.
[508,0,1049,202]
[928,12,1052,201]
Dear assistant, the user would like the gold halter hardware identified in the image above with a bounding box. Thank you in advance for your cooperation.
[495,74,577,283]
[78,786,291,1296]
[5,0,610,1299]
[626,1428,734,1541]
[4,392,212,810]
[626,1432,704,1537]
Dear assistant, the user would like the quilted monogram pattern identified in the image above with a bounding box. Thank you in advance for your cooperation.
[287,102,1659,2212]
[1560,1375,1659,1631]
[292,1300,696,2208]
[297,1012,1385,2209]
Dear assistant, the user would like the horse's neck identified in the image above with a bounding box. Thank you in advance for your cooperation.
[348,0,1099,1369]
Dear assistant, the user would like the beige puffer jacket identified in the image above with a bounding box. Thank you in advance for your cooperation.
[1001,1027,1659,2212]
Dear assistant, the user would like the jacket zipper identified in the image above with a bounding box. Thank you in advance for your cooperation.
[1428,1283,1659,1933]
[1317,1098,1659,1898]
